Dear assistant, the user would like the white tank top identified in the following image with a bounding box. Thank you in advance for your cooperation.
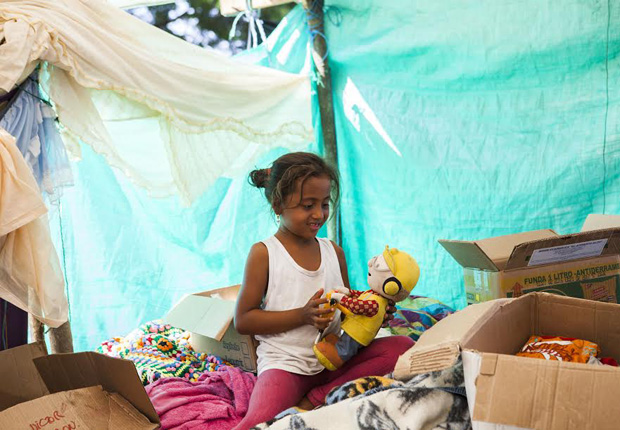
[255,236,344,375]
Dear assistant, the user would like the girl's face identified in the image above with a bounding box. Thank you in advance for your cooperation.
[278,175,331,241]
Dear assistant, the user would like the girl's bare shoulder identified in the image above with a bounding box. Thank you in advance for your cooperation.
[246,242,269,267]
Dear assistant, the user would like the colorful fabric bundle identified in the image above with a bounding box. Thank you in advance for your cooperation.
[97,320,230,385]
[516,335,600,363]
[385,295,455,341]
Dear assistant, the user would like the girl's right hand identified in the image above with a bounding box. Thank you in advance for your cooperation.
[301,289,333,330]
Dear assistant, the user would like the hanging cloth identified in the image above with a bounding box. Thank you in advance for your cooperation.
[0,128,68,327]
[0,0,313,205]
[0,75,73,202]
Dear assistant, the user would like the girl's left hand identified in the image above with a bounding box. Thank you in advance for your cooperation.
[381,299,396,327]
[301,289,333,330]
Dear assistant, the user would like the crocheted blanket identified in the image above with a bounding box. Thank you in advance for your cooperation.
[97,321,230,385]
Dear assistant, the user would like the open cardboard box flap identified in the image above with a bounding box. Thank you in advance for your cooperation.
[33,350,159,424]
[0,343,159,429]
[165,285,258,373]
[395,293,620,430]
[582,214,620,231]
[441,215,620,273]
[1,386,156,430]
[393,298,508,378]
[0,342,49,411]
[505,227,620,270]
[166,285,239,342]
[439,230,558,271]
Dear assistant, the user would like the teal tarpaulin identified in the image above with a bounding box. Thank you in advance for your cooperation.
[52,2,620,350]
[324,0,620,308]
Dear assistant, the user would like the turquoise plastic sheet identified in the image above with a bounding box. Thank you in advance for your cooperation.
[52,2,620,350]
[324,0,620,308]
[50,143,316,351]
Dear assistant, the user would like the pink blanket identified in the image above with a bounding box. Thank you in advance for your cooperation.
[146,366,257,430]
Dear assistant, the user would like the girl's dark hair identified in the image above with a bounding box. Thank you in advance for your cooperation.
[249,152,340,213]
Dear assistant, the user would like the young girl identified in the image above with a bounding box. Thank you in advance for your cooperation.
[233,152,414,429]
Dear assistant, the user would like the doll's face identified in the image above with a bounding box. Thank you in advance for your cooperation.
[367,253,394,296]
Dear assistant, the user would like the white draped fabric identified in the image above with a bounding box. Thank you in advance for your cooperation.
[108,0,174,8]
[0,0,313,204]
[0,128,67,327]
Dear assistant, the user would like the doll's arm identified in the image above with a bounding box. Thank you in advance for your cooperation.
[331,286,362,298]
[337,295,379,317]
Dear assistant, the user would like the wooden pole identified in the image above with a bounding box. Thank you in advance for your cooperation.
[302,0,341,245]
[28,314,45,345]
[49,321,74,353]
[29,314,74,353]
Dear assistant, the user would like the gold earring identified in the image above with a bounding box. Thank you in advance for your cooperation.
[276,214,280,223]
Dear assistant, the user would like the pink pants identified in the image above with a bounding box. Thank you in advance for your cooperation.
[233,335,414,430]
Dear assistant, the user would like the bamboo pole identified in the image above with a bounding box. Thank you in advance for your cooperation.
[302,0,341,245]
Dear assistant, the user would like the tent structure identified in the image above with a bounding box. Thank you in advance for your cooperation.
[2,0,620,353]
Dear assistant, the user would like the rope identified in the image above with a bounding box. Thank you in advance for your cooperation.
[229,0,268,50]
[304,0,329,62]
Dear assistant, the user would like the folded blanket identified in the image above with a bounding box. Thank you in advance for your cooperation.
[146,365,257,430]
[253,359,470,429]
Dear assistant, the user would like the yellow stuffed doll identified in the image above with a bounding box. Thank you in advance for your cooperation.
[313,246,419,371]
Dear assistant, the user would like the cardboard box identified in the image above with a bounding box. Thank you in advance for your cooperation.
[440,215,620,304]
[166,285,258,373]
[394,292,620,430]
[0,342,160,429]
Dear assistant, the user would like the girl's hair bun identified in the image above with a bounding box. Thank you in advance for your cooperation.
[249,168,270,189]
